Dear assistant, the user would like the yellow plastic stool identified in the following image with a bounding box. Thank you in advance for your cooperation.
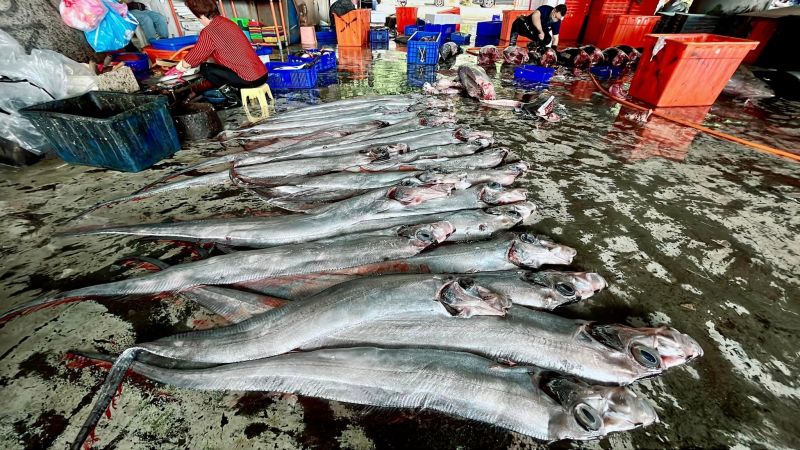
[241,83,274,122]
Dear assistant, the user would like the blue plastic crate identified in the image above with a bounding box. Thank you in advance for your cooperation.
[267,61,318,89]
[316,28,337,44]
[407,31,441,65]
[288,50,336,72]
[253,46,273,56]
[424,24,456,42]
[19,92,179,172]
[475,35,500,47]
[370,41,390,50]
[149,35,199,51]
[370,28,390,43]
[404,25,419,36]
[407,63,437,87]
[111,52,149,74]
[514,65,555,84]
[590,65,622,79]
[449,32,471,46]
[476,21,502,37]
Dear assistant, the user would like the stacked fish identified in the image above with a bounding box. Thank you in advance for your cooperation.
[3,95,703,449]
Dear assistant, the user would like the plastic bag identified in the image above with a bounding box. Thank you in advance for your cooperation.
[84,0,138,52]
[59,0,108,32]
[0,30,97,154]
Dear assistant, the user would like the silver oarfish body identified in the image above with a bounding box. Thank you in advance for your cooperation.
[1,222,454,323]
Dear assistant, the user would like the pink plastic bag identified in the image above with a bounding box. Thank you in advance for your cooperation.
[59,0,108,31]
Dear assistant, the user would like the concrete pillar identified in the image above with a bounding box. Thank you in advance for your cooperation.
[0,0,95,62]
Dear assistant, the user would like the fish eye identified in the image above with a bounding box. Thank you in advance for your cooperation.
[507,209,522,219]
[631,344,661,369]
[457,277,475,289]
[574,403,602,432]
[415,229,432,241]
[520,234,539,244]
[488,182,502,190]
[555,282,576,297]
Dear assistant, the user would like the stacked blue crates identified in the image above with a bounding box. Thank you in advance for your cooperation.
[475,20,501,47]
[316,27,337,44]
[407,31,441,65]
[449,32,471,46]
[423,24,456,43]
[404,25,420,36]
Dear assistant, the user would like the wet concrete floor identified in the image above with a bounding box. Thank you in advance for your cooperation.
[0,45,799,449]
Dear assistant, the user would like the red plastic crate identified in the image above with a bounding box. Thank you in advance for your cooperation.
[626,0,661,15]
[500,10,533,46]
[583,0,630,44]
[629,34,759,107]
[397,7,418,36]
[596,15,660,48]
[559,0,590,42]
[743,17,777,64]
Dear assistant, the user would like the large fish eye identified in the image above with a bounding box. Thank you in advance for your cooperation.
[507,209,522,219]
[520,234,539,244]
[415,229,433,242]
[574,403,602,432]
[457,277,475,289]
[555,282,576,298]
[488,182,502,190]
[631,344,661,369]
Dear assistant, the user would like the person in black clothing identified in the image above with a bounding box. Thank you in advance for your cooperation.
[509,4,567,48]
[329,0,356,27]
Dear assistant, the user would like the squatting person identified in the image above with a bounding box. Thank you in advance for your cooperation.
[508,4,567,49]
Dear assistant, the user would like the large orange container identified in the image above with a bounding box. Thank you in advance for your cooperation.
[499,10,533,46]
[559,0,591,43]
[630,34,759,107]
[335,9,370,47]
[743,18,777,64]
[142,46,191,62]
[596,15,660,48]
[582,0,629,44]
[626,0,661,15]
[396,7,418,36]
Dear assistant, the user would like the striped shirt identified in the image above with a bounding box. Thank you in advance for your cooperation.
[184,16,267,81]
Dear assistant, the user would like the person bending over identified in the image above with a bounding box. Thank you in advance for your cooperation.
[168,0,267,92]
[509,4,567,49]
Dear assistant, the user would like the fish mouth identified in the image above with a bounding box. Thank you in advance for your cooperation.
[479,183,528,205]
[388,183,455,206]
[399,221,455,248]
[507,234,577,268]
[435,277,510,318]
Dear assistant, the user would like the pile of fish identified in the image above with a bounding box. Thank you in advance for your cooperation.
[3,94,703,449]
[476,43,642,70]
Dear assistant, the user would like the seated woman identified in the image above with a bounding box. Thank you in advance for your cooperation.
[168,0,267,92]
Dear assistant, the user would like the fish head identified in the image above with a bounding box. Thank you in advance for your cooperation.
[436,277,511,317]
[540,48,558,67]
[537,370,659,440]
[485,201,537,227]
[479,182,528,205]
[420,115,457,127]
[388,183,455,206]
[454,128,494,145]
[585,324,703,375]
[397,221,455,249]
[521,271,607,308]
[573,50,591,68]
[507,234,577,268]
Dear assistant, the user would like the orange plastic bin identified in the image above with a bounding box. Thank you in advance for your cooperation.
[559,0,591,43]
[499,10,533,47]
[335,9,371,47]
[582,0,629,45]
[596,15,660,48]
[396,7,418,36]
[629,34,759,107]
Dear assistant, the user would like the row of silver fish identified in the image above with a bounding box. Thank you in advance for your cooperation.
[1,95,701,448]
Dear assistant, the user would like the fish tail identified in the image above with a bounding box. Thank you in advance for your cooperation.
[70,347,143,450]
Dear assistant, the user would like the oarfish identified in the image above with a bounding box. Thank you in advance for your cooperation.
[70,347,658,450]
[1,222,454,323]
[64,184,526,247]
[304,307,703,384]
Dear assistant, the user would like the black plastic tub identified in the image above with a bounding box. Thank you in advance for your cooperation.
[19,91,180,172]
[171,103,223,141]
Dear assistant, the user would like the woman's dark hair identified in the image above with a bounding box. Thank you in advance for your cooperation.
[185,0,220,19]
[554,4,568,15]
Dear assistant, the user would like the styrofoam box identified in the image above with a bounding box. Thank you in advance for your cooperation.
[425,14,460,25]
[371,11,388,23]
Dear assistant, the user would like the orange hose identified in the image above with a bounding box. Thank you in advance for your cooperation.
[588,73,800,163]
[169,45,195,60]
